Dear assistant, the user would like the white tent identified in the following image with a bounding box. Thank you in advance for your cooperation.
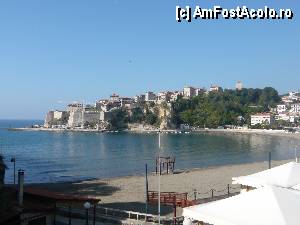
[232,162,300,188]
[183,186,300,225]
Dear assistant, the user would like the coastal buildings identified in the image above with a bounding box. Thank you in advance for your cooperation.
[209,85,221,92]
[44,111,54,128]
[183,86,205,99]
[44,110,69,128]
[251,113,275,126]
[157,91,171,103]
[134,94,146,103]
[43,84,300,130]
[183,86,196,98]
[236,81,243,91]
[67,110,83,127]
[277,104,287,114]
[145,91,157,102]
[290,103,300,115]
[67,103,83,112]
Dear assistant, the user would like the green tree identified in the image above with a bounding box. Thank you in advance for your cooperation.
[110,109,129,130]
[130,107,144,123]
[172,87,281,128]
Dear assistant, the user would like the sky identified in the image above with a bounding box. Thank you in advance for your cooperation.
[0,0,299,119]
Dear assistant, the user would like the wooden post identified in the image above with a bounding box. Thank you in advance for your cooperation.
[68,205,72,225]
[173,195,177,225]
[173,204,177,225]
[269,152,272,169]
[211,189,214,199]
[227,184,230,196]
[160,162,162,175]
[145,164,149,218]
[156,157,158,174]
[193,189,197,200]
[93,204,96,225]
[167,162,169,174]
[53,202,56,225]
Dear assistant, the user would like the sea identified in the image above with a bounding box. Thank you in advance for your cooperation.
[0,119,299,184]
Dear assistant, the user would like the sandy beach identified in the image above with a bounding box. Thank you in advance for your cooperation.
[29,159,292,218]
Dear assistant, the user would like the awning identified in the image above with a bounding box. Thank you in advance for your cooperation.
[183,186,300,225]
[232,162,300,188]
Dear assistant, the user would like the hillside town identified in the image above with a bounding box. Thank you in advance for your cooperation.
[43,82,300,132]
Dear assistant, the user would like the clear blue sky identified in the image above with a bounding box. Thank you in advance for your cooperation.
[0,0,299,119]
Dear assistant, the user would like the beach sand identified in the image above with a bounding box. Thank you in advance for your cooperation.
[29,159,291,218]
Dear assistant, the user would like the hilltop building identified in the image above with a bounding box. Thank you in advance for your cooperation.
[120,97,134,109]
[145,92,157,102]
[209,85,221,92]
[134,94,146,103]
[236,81,243,91]
[110,93,120,102]
[157,91,171,103]
[183,86,196,99]
[170,91,182,102]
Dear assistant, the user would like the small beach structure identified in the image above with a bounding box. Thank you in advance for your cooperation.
[232,161,300,189]
[155,156,175,174]
[182,186,300,225]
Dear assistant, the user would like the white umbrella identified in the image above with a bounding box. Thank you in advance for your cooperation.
[232,162,300,188]
[183,186,300,225]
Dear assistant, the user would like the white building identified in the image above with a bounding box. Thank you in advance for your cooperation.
[68,110,83,127]
[275,113,292,122]
[183,86,196,98]
[209,85,221,92]
[170,91,182,102]
[44,111,54,128]
[110,93,120,102]
[290,103,300,115]
[145,92,157,102]
[67,103,83,112]
[157,91,171,103]
[120,97,134,109]
[282,96,293,104]
[195,88,205,96]
[277,105,287,114]
[251,113,275,126]
[236,81,243,91]
[289,92,299,101]
[134,94,145,103]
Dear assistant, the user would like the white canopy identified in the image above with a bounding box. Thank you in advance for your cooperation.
[183,186,300,225]
[232,162,300,188]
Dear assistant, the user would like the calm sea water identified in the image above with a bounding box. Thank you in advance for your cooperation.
[0,120,299,184]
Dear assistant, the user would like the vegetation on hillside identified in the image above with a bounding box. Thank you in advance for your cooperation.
[107,87,282,130]
[171,87,281,128]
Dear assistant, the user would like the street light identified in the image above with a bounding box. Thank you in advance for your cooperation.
[10,157,16,185]
[158,131,161,224]
[83,202,91,225]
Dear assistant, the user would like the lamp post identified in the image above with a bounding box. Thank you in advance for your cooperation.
[83,202,91,225]
[10,157,16,184]
[158,131,161,224]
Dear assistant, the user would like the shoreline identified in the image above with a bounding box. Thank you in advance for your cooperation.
[9,127,300,138]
